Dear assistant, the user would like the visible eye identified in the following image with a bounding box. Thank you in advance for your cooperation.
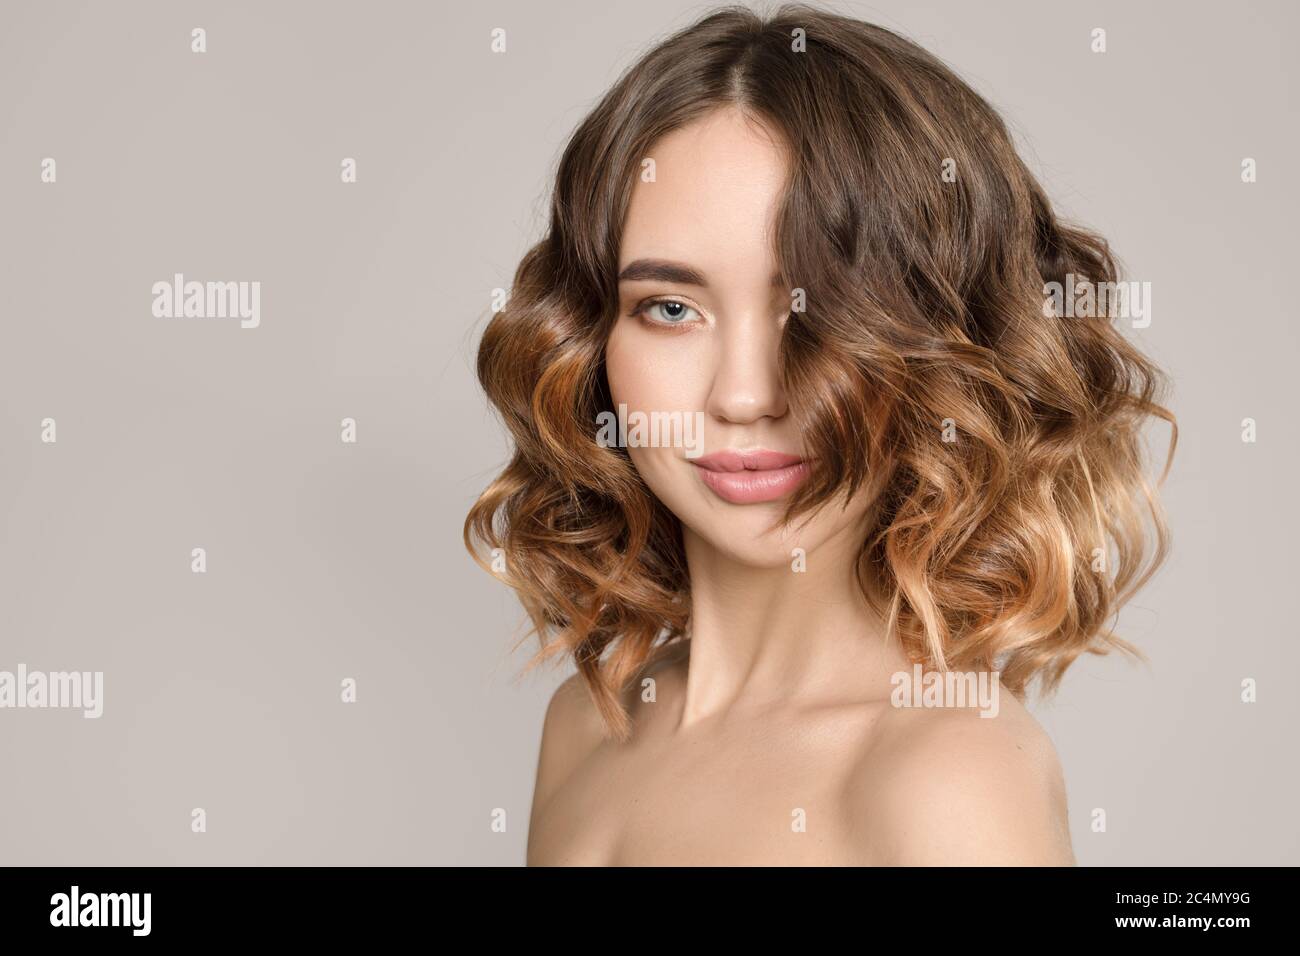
[633,297,702,328]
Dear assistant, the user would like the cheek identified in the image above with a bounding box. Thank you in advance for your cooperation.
[605,322,704,503]
[603,325,640,409]
[605,320,709,414]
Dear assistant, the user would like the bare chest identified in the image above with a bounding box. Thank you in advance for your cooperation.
[528,716,879,866]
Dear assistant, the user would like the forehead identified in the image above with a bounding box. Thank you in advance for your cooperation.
[619,107,788,273]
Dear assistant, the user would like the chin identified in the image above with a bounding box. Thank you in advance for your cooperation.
[672,495,846,570]
[687,522,806,569]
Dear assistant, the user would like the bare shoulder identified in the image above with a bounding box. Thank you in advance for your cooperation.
[529,671,607,821]
[528,641,688,823]
[848,685,1075,866]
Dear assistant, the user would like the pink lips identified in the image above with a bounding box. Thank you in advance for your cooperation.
[690,449,811,504]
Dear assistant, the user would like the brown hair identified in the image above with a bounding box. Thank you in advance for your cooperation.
[464,3,1176,740]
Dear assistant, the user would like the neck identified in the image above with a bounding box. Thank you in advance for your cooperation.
[675,518,903,730]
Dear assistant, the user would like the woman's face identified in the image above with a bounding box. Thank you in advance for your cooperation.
[606,106,875,569]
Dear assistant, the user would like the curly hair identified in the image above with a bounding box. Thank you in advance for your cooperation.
[464,3,1176,741]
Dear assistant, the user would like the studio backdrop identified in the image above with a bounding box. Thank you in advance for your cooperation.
[1,0,1296,865]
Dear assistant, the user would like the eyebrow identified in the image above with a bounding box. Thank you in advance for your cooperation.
[617,258,783,288]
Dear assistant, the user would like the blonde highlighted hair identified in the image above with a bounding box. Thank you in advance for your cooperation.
[465,4,1176,741]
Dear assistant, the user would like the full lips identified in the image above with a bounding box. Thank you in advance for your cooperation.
[689,450,811,504]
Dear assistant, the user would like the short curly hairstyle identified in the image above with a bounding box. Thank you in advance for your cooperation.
[465,3,1176,741]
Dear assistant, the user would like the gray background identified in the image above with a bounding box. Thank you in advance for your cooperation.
[1,0,1296,865]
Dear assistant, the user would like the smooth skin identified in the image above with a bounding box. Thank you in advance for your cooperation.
[526,106,1075,866]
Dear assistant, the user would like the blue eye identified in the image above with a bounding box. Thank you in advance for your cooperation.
[641,299,699,325]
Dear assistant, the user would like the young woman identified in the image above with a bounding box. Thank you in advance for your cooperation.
[465,4,1174,865]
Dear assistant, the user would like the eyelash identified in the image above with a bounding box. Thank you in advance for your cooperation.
[629,296,704,330]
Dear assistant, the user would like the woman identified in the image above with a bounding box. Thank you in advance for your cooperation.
[465,4,1174,865]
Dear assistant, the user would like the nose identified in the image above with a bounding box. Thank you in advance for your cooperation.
[704,305,788,425]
